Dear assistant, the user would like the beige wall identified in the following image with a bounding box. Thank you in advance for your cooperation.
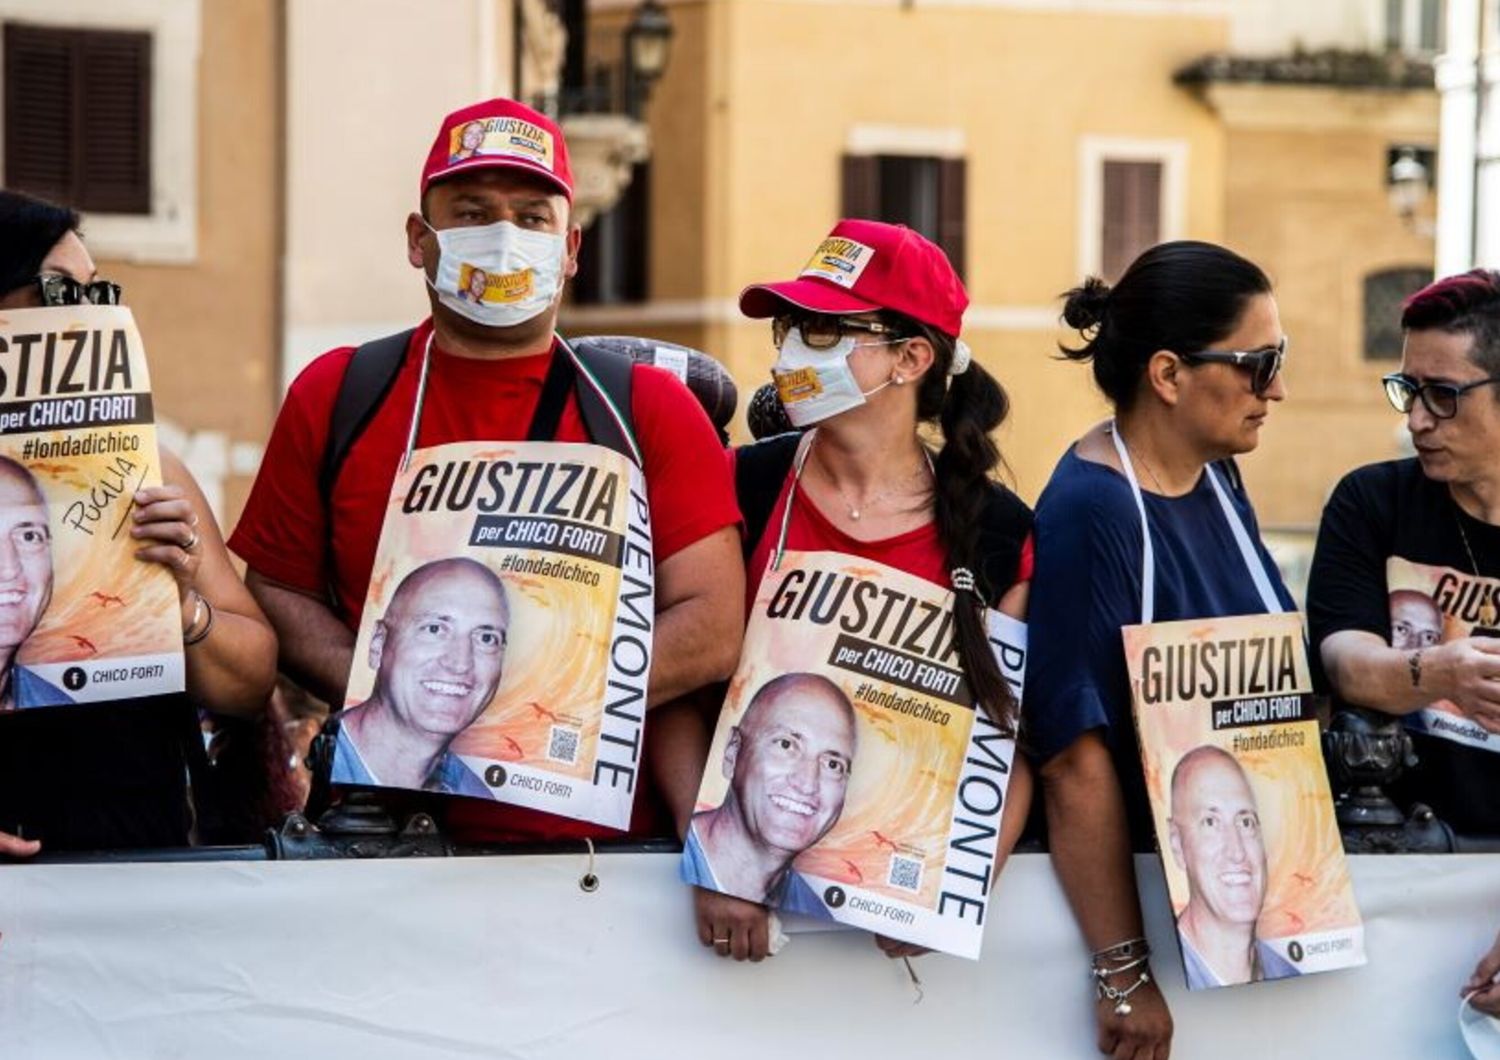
[282,0,515,387]
[97,0,281,522]
[567,0,1229,501]
[1202,83,1439,526]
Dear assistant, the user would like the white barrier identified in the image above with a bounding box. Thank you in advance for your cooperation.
[1,852,1496,1059]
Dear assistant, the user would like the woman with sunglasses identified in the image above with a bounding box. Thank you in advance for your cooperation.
[0,190,278,853]
[651,219,1034,962]
[1024,241,1292,1059]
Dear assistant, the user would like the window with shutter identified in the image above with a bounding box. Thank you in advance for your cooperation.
[1100,160,1162,283]
[3,23,152,215]
[573,161,649,306]
[1364,266,1434,360]
[840,153,966,280]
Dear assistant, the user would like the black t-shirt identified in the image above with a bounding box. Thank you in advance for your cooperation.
[1308,457,1500,836]
[0,694,200,852]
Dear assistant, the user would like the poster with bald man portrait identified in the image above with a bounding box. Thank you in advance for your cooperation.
[1124,611,1365,989]
[685,549,1026,959]
[1387,557,1500,752]
[0,305,182,709]
[334,439,653,828]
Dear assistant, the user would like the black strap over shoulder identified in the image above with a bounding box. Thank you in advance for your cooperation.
[318,329,415,502]
[565,336,640,465]
[975,482,1034,604]
[734,432,802,560]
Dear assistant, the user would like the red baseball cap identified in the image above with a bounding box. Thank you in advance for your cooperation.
[739,219,968,338]
[420,98,573,201]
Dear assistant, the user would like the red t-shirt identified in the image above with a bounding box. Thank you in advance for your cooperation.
[742,452,1035,605]
[230,319,741,843]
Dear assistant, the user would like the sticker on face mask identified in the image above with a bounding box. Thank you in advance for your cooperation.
[447,117,556,170]
[774,367,824,403]
[800,237,875,289]
[458,264,535,305]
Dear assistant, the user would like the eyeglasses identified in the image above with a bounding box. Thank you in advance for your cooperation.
[1177,337,1287,397]
[772,313,907,351]
[1382,373,1500,419]
[31,275,122,307]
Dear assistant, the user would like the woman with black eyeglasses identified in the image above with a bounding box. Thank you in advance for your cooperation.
[649,219,1035,962]
[1023,241,1294,1060]
[0,190,279,854]
[1309,268,1500,845]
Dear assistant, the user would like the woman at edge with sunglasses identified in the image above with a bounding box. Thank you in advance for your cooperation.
[1024,241,1292,1060]
[650,219,1035,962]
[0,190,278,854]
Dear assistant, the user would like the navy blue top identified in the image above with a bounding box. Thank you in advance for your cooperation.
[1024,447,1295,850]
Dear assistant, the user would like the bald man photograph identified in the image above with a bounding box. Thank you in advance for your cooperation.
[681,673,857,920]
[1168,745,1301,988]
[332,557,509,797]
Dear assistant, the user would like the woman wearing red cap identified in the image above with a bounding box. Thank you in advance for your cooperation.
[656,220,1035,961]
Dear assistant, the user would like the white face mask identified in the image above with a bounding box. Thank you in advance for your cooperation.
[770,331,899,428]
[425,219,566,328]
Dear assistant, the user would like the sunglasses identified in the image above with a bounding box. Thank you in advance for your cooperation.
[772,313,908,352]
[30,275,123,307]
[1381,373,1500,420]
[1177,337,1287,397]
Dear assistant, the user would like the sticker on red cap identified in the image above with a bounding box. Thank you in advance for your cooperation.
[800,237,875,289]
[447,117,556,170]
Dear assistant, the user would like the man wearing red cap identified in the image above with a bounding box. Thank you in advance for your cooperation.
[230,98,743,844]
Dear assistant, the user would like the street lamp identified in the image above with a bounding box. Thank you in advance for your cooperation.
[1388,147,1431,228]
[624,0,674,118]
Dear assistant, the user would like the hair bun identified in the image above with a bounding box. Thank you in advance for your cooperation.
[1061,276,1111,331]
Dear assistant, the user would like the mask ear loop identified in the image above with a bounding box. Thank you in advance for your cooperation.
[400,332,436,471]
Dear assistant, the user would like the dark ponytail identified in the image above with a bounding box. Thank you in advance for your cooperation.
[0,191,80,297]
[891,312,1017,733]
[1058,240,1272,410]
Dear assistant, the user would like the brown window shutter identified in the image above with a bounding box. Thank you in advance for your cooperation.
[1101,160,1162,281]
[841,154,878,219]
[938,157,966,281]
[77,29,152,214]
[2,24,150,215]
[4,24,76,204]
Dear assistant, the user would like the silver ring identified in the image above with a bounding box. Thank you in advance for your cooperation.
[713,937,730,946]
[183,530,199,551]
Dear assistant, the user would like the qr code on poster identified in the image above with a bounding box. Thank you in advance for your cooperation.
[887,855,923,893]
[547,725,580,764]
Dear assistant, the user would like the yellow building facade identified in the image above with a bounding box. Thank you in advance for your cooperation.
[566,0,1440,534]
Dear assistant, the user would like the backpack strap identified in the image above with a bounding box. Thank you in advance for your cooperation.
[317,328,414,609]
[319,329,415,501]
[975,481,1034,604]
[734,432,802,560]
[563,336,641,466]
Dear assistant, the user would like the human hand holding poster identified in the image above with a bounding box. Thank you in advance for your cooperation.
[1387,557,1500,750]
[1124,612,1365,989]
[332,440,652,828]
[0,305,183,708]
[683,550,1024,959]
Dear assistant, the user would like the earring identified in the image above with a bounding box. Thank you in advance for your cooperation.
[893,376,905,386]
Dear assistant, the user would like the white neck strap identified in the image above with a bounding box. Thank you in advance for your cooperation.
[1107,419,1283,623]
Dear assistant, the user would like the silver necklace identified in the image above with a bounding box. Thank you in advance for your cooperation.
[1453,502,1500,626]
[812,435,930,522]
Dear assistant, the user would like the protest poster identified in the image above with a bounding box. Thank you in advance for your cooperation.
[333,440,652,828]
[1125,612,1365,989]
[683,550,1024,959]
[0,305,183,708]
[1387,557,1500,751]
